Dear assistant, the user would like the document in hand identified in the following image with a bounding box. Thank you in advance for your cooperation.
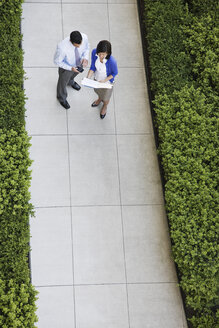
[81,78,112,89]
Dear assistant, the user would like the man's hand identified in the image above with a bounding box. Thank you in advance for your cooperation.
[72,67,79,73]
[81,59,88,67]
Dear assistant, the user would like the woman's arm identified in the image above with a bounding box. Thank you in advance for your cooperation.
[100,57,118,83]
[110,58,118,80]
[87,69,94,79]
[99,75,113,83]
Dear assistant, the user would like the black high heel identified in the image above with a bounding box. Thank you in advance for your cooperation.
[91,100,102,107]
[91,101,98,107]
[100,113,106,119]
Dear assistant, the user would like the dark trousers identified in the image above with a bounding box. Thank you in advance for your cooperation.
[57,67,79,102]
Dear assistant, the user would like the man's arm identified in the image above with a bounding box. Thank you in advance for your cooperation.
[81,34,90,67]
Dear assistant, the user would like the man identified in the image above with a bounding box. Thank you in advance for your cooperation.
[54,31,89,109]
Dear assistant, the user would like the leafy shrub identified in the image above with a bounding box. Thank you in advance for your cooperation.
[0,279,37,328]
[0,0,26,130]
[143,0,192,93]
[183,15,219,96]
[0,129,38,327]
[0,129,33,281]
[154,87,219,320]
[186,0,219,17]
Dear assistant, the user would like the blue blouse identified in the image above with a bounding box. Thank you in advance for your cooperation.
[90,48,118,83]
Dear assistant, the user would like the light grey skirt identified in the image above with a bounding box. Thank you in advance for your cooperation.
[94,86,113,102]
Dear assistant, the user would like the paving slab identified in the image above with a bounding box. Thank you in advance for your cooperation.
[24,68,67,135]
[30,207,73,286]
[36,286,75,328]
[122,205,177,283]
[69,135,120,205]
[72,206,126,284]
[113,67,152,134]
[128,283,186,328]
[117,134,164,205]
[75,284,129,328]
[109,4,144,67]
[30,136,70,207]
[22,3,62,67]
[62,4,109,51]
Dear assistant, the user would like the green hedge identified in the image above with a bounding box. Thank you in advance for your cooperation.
[0,132,38,327]
[143,0,219,326]
[0,0,38,326]
[154,87,218,325]
[0,279,37,328]
[0,0,26,130]
[186,0,219,17]
[0,130,33,281]
[183,14,219,98]
[143,0,192,93]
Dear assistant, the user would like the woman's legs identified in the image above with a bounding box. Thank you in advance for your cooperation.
[100,100,109,116]
[94,88,112,118]
[93,98,102,106]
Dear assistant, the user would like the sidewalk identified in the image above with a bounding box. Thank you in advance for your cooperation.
[22,1,187,327]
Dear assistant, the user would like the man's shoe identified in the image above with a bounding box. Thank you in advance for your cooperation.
[60,100,70,109]
[72,81,81,91]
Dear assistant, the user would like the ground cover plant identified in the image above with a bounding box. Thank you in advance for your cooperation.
[0,0,38,326]
[141,0,219,326]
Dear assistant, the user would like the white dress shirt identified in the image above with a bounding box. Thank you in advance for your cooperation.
[94,55,109,82]
[54,33,89,71]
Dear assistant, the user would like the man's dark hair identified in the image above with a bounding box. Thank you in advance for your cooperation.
[70,31,82,44]
[96,40,112,59]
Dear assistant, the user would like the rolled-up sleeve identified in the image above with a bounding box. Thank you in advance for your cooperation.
[111,58,118,79]
[108,57,118,82]
[81,34,90,61]
[54,46,72,71]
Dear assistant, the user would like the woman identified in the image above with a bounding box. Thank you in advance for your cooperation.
[87,40,118,119]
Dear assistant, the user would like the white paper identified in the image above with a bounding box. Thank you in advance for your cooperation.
[81,77,112,89]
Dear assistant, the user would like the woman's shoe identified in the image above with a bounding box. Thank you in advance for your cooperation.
[91,100,102,107]
[91,101,98,107]
[100,112,106,119]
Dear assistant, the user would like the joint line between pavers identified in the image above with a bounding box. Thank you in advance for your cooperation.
[35,281,178,289]
[60,1,77,327]
[33,203,164,210]
[29,133,152,137]
[106,3,131,328]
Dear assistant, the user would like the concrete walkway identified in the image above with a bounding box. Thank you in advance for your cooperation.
[22,1,187,327]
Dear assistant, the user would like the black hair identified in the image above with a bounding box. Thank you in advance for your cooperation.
[96,40,112,59]
[70,31,82,44]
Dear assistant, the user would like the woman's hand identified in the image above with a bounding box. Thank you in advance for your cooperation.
[99,75,113,83]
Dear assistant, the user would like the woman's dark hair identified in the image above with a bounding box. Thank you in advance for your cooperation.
[96,40,112,59]
[70,31,82,44]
